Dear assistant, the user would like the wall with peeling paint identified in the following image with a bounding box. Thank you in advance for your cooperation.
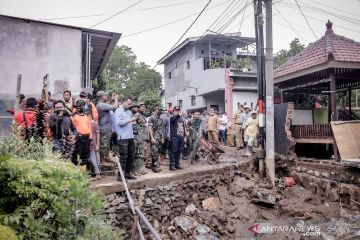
[0,16,82,102]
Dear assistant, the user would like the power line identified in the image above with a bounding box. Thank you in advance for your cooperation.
[216,1,249,33]
[301,0,360,19]
[123,0,232,38]
[274,5,307,42]
[239,0,250,33]
[152,0,213,70]
[208,0,238,31]
[211,0,242,31]
[157,0,251,78]
[89,0,144,28]
[38,13,110,21]
[279,1,360,26]
[38,0,199,21]
[294,0,318,39]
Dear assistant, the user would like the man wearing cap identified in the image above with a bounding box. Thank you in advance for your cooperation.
[148,107,164,173]
[241,106,251,147]
[169,106,186,171]
[78,91,98,121]
[233,105,244,149]
[71,99,92,165]
[96,90,119,165]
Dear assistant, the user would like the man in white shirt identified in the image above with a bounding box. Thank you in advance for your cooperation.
[218,112,228,146]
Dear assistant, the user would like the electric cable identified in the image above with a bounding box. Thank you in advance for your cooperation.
[152,0,213,70]
[89,0,144,28]
[294,0,318,39]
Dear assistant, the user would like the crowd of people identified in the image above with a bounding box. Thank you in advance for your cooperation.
[12,90,259,181]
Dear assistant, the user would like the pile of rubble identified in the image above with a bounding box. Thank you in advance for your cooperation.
[103,166,360,239]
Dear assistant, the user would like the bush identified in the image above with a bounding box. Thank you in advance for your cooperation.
[0,133,123,239]
[0,225,18,240]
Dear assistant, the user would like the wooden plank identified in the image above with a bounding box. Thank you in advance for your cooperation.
[331,121,360,160]
[15,74,22,111]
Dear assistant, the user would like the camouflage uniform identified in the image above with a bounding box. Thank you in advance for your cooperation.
[148,115,163,171]
[133,112,149,173]
[188,118,202,163]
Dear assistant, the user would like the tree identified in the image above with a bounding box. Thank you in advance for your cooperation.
[274,38,305,69]
[97,46,162,101]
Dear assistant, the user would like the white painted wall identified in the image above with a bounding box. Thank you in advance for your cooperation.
[0,16,82,102]
[233,91,258,111]
[205,91,225,113]
[292,109,313,125]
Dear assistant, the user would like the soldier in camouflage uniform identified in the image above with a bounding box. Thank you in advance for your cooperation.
[132,102,148,175]
[188,111,202,164]
[148,107,164,173]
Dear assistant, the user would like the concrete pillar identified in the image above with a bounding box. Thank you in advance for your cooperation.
[330,73,339,160]
[225,70,233,118]
[330,73,337,121]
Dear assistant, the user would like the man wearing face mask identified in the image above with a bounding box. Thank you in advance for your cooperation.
[49,100,76,157]
[148,107,164,173]
[71,99,92,165]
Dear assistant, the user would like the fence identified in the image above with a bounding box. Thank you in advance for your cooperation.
[291,124,333,139]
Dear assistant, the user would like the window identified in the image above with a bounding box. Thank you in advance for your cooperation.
[191,96,196,106]
[178,100,183,109]
[201,50,204,54]
[168,72,172,79]
[210,105,219,112]
[187,61,190,69]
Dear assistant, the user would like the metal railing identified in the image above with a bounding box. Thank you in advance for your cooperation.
[115,159,161,240]
[291,124,333,139]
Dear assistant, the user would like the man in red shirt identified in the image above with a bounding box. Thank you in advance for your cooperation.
[14,98,37,127]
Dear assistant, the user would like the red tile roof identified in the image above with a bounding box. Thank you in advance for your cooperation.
[274,20,360,79]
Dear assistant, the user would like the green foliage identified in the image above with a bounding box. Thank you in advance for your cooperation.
[138,90,162,114]
[99,46,162,101]
[0,225,18,240]
[0,133,123,240]
[0,125,56,160]
[274,38,305,69]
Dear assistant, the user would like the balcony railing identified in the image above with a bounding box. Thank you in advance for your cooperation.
[291,124,333,139]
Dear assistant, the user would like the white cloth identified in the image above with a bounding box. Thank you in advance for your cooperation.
[218,115,228,131]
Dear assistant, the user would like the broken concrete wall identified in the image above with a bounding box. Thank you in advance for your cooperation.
[274,102,295,155]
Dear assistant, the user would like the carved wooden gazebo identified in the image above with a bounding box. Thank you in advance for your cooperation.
[274,20,360,160]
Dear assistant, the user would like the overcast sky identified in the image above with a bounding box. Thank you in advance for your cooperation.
[1,0,359,73]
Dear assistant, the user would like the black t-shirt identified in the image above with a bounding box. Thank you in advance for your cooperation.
[170,114,185,138]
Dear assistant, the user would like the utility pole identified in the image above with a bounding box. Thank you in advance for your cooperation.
[265,0,275,186]
[254,0,265,178]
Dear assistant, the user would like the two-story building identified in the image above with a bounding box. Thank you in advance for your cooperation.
[158,33,258,117]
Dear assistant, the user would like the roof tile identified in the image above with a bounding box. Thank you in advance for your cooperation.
[274,21,360,79]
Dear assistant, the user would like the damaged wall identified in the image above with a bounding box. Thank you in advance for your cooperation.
[274,102,295,155]
[0,16,82,102]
